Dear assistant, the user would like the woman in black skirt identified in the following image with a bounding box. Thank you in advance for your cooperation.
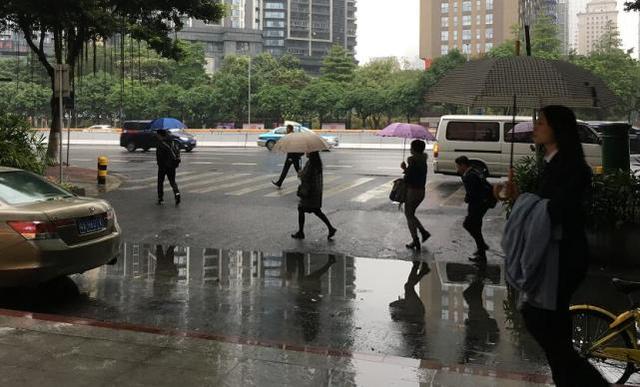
[291,151,337,240]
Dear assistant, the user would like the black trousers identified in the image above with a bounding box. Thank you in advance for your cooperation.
[158,166,180,200]
[276,157,301,185]
[463,205,489,252]
[521,245,607,387]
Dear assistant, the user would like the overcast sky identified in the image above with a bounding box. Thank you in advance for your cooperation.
[355,0,640,66]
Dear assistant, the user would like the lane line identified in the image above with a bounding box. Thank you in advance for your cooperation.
[181,173,251,190]
[263,175,340,198]
[122,171,222,191]
[191,174,276,194]
[231,162,257,166]
[351,180,395,203]
[125,171,196,184]
[323,177,375,199]
[440,185,467,208]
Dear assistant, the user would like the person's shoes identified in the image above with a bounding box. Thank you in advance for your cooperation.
[420,230,431,243]
[157,199,163,205]
[291,231,305,239]
[405,241,421,251]
[328,227,337,240]
[272,181,282,189]
[175,193,181,206]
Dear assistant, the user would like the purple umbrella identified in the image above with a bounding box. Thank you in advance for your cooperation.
[377,123,436,158]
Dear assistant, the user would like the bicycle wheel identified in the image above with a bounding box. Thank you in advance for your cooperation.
[571,307,635,384]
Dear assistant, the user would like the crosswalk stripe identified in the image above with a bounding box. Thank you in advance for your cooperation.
[263,175,340,198]
[122,171,221,191]
[225,180,280,196]
[351,180,395,203]
[127,171,195,184]
[181,173,251,190]
[323,177,375,199]
[191,174,276,194]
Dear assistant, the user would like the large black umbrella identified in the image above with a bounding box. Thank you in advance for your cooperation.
[426,56,619,167]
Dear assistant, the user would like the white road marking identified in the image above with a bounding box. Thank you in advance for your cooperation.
[122,171,222,190]
[191,174,275,194]
[325,165,352,168]
[190,161,214,165]
[231,162,257,166]
[323,177,375,199]
[127,171,195,184]
[181,173,251,190]
[351,180,395,203]
[263,175,340,197]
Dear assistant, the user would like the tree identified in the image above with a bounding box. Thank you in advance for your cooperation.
[530,16,562,59]
[254,84,300,124]
[299,79,344,126]
[0,0,224,162]
[625,1,640,11]
[321,45,357,83]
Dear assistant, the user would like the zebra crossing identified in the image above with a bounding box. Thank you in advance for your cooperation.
[119,169,467,207]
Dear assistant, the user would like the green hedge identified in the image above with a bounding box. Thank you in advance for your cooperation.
[0,113,48,174]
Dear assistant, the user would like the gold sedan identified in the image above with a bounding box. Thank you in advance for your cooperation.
[0,167,120,286]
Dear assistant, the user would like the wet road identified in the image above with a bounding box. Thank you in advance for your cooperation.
[4,146,640,384]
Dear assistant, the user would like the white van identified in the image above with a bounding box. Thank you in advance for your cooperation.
[432,115,602,177]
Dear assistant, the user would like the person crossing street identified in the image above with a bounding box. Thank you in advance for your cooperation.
[156,129,181,206]
[272,125,303,188]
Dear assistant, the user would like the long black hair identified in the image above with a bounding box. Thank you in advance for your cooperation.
[540,105,586,165]
[307,151,323,173]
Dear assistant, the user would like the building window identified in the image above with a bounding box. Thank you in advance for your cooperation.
[265,20,285,27]
[476,0,482,8]
[441,31,449,41]
[486,42,493,51]
[477,14,482,25]
[486,14,493,25]
[236,42,250,54]
[463,30,471,41]
[453,16,458,27]
[441,2,449,13]
[476,30,481,40]
[265,39,284,46]
[441,45,449,55]
[453,30,458,41]
[463,15,471,26]
[463,1,472,12]
[486,28,493,39]
[441,16,449,27]
[486,0,493,10]
[264,30,284,37]
[462,44,471,54]
[265,2,284,9]
[265,11,285,19]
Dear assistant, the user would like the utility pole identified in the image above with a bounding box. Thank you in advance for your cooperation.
[248,56,252,128]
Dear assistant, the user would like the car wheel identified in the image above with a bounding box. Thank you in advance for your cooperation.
[126,142,137,152]
[266,141,276,151]
[142,147,150,152]
[185,147,193,153]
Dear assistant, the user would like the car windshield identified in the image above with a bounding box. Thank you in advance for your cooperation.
[0,171,73,205]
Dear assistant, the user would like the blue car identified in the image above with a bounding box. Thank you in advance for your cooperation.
[257,126,339,151]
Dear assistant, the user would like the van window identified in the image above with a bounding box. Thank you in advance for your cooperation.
[578,125,600,144]
[446,121,499,142]
[123,121,151,131]
[274,127,287,134]
[504,123,533,143]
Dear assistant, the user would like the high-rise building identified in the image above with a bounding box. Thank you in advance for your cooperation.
[576,0,618,55]
[557,0,570,54]
[419,0,518,66]
[261,0,357,73]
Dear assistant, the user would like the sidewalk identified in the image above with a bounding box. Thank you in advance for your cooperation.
[0,310,551,387]
[45,166,122,197]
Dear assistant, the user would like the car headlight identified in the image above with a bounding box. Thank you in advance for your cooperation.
[179,136,189,141]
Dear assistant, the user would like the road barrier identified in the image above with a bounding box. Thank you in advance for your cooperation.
[97,156,108,185]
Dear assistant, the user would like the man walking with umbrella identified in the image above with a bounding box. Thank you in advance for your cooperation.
[272,124,302,188]
[156,129,181,206]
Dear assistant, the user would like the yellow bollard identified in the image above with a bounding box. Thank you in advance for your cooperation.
[593,165,604,175]
[98,156,108,185]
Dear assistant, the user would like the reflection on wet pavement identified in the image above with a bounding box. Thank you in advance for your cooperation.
[0,242,564,378]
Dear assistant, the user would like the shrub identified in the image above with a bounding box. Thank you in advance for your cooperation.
[0,113,48,174]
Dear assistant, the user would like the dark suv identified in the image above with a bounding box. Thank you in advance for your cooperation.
[119,120,197,152]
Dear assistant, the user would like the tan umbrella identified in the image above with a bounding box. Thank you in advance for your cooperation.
[273,132,330,153]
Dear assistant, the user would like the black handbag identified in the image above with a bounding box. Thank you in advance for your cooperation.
[389,178,407,203]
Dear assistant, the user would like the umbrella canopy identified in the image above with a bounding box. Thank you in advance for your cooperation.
[426,57,618,109]
[150,118,187,130]
[273,132,330,153]
[378,123,436,141]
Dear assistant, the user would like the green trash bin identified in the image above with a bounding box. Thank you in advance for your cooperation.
[600,123,630,173]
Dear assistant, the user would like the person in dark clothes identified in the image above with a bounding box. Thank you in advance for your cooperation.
[291,151,337,240]
[156,129,181,206]
[502,105,607,386]
[272,124,303,188]
[401,140,430,250]
[456,156,491,263]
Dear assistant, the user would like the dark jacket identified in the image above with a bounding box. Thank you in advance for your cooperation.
[287,152,303,160]
[404,153,428,189]
[462,168,490,210]
[156,138,181,170]
[298,162,323,210]
[536,152,592,304]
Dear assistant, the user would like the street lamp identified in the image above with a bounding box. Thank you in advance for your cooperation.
[248,56,251,128]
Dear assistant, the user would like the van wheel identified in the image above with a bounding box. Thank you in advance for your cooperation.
[126,142,137,152]
[266,141,276,151]
[142,147,150,152]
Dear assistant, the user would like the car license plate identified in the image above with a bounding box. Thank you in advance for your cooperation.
[77,216,106,235]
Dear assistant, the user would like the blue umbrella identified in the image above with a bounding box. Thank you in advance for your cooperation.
[149,117,186,130]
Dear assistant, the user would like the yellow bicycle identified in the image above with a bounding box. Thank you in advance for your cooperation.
[571,278,640,384]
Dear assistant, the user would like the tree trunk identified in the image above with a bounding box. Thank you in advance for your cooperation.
[47,91,62,164]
